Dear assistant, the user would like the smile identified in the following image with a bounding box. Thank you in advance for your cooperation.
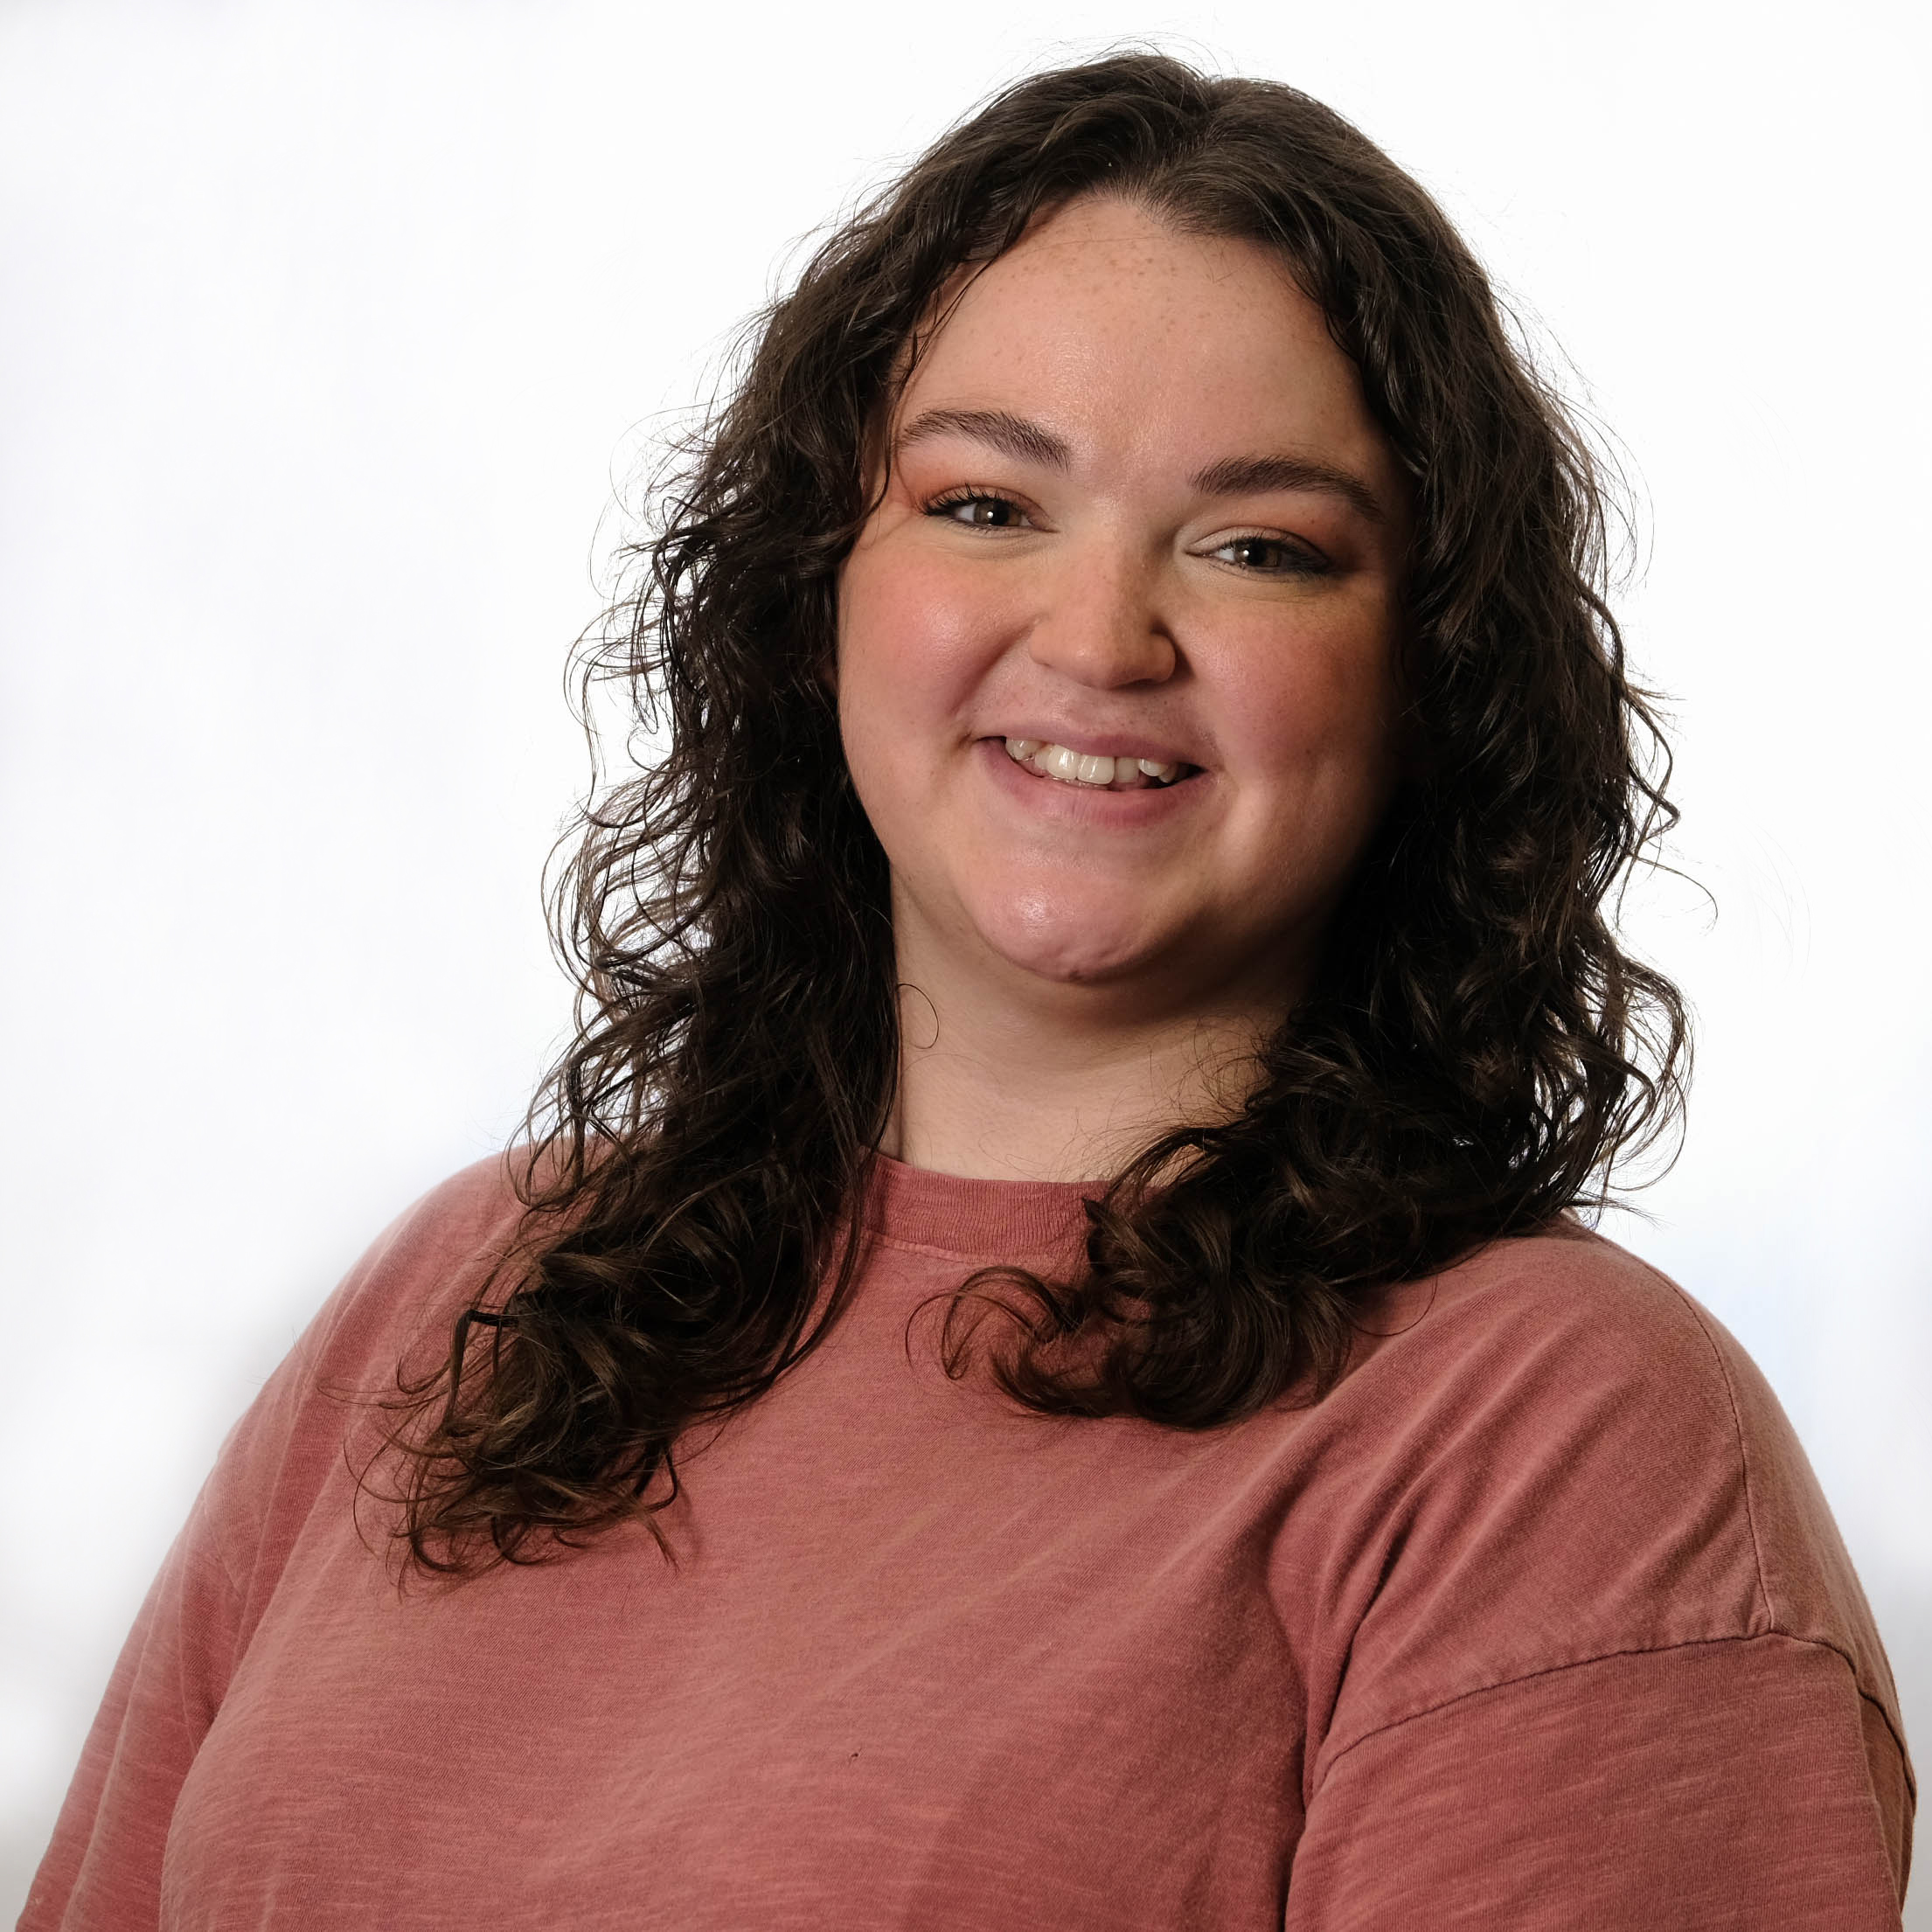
[1002,737,1194,791]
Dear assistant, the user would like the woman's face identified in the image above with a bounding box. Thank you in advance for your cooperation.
[836,195,1411,1023]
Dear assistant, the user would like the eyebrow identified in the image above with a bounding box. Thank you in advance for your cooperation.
[894,406,1387,525]
[895,407,1072,469]
[1188,452,1388,525]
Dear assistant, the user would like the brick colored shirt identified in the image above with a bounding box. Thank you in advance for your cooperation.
[23,1152,1915,1928]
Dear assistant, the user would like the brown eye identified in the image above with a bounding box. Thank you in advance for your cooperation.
[929,492,1030,529]
[1210,534,1326,574]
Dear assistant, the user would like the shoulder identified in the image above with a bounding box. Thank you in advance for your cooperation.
[1303,1224,1903,1770]
[1345,1223,1788,1505]
[302,1149,538,1388]
[1333,1225,1762,1550]
[1352,1219,1722,1398]
[190,1151,536,1598]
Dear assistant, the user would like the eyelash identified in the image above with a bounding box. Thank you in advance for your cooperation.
[1206,534,1331,578]
[921,489,1331,576]
[924,487,1032,529]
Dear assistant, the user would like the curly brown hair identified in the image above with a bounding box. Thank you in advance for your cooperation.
[383,52,1687,1573]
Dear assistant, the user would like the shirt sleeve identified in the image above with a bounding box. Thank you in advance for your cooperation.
[17,1157,520,1930]
[1282,1630,1912,1930]
[17,1493,244,1929]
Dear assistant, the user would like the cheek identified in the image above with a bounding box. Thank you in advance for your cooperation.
[836,546,977,842]
[1244,606,1399,741]
[837,539,1012,743]
[1217,604,1402,820]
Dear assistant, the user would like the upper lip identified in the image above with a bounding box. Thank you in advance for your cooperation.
[986,727,1201,768]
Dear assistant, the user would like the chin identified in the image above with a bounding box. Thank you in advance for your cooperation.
[975,907,1166,987]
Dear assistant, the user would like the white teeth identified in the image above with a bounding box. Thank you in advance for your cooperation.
[1002,737,1185,789]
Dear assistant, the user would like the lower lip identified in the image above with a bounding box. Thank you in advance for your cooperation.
[976,737,1208,824]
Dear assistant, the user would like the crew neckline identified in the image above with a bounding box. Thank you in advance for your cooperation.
[858,1150,1103,1260]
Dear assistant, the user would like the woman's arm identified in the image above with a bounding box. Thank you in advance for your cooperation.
[18,1157,521,1929]
[1284,1630,1910,1929]
[1278,1233,1915,1929]
[19,1497,244,1929]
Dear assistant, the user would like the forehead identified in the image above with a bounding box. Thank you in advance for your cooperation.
[892,196,1388,482]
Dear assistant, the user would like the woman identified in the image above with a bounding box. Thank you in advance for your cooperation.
[24,52,1913,1929]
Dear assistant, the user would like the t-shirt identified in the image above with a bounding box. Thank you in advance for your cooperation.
[22,1151,1915,1929]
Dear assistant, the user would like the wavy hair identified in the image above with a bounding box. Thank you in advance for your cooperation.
[383,52,1688,1572]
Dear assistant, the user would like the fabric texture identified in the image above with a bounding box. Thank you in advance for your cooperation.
[21,1152,1915,1929]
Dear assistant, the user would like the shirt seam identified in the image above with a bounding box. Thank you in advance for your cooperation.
[1635,1259,1776,1636]
[196,1203,434,1616]
[1315,1630,1885,1791]
[194,1509,249,1607]
[864,1229,1042,1265]
[1615,1256,1914,1789]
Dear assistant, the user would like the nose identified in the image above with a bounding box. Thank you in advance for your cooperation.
[1024,541,1177,688]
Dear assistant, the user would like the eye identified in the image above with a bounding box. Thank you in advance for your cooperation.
[1206,533,1330,576]
[925,489,1033,530]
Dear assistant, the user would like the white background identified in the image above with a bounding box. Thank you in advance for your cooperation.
[3,0,1927,1917]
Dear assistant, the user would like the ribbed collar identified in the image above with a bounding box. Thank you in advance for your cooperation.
[858,1150,1102,1260]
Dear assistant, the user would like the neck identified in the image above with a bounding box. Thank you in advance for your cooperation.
[879,941,1291,1185]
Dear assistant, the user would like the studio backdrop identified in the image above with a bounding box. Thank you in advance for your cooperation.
[2,2,1926,1919]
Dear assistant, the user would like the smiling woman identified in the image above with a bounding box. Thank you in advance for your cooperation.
[839,199,1411,1173]
[23,52,1913,1932]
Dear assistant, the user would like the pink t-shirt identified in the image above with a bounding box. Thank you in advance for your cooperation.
[23,1153,1915,1929]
